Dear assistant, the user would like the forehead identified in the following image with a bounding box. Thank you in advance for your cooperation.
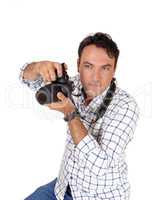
[80,44,115,64]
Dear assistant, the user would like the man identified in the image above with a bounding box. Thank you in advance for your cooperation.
[19,32,139,200]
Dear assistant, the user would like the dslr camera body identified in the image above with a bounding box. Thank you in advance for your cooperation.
[35,63,74,105]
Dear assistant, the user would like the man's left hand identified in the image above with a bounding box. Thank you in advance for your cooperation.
[46,92,76,116]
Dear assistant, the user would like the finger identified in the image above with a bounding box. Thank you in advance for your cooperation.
[53,62,63,77]
[47,67,56,81]
[57,92,67,101]
[40,70,51,83]
[46,102,63,110]
[39,71,47,83]
[63,63,68,70]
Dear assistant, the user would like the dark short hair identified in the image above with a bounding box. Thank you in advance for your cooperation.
[78,32,119,69]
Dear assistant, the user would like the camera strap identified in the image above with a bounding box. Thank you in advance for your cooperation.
[72,77,116,123]
[92,77,116,123]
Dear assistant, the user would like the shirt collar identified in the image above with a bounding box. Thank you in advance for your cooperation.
[82,85,110,113]
[71,73,110,113]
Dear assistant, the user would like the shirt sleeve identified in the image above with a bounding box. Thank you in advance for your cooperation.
[74,99,140,177]
[19,63,45,92]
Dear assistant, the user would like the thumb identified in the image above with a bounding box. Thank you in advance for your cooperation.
[57,92,66,101]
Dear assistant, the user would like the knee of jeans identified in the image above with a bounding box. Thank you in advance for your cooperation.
[24,188,43,200]
[35,185,47,194]
[35,179,56,194]
[25,179,57,200]
[24,187,47,200]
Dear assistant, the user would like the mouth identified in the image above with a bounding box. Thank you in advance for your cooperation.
[88,83,101,88]
[88,84,102,92]
[85,84,102,97]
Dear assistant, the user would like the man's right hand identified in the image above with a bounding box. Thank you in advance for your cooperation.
[23,61,68,83]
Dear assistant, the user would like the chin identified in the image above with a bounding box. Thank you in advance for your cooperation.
[86,89,102,98]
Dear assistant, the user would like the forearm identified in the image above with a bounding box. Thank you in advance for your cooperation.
[68,117,88,145]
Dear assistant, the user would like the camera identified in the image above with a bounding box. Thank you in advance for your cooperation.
[35,63,74,105]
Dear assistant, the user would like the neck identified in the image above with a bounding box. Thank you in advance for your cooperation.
[81,87,93,106]
[84,98,92,106]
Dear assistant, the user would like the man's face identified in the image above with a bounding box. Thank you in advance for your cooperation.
[77,44,116,100]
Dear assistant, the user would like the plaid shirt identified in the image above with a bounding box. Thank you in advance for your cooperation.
[19,64,140,200]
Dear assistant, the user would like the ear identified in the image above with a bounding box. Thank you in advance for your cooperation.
[77,58,80,73]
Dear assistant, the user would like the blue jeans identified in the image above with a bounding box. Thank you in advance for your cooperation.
[24,178,73,200]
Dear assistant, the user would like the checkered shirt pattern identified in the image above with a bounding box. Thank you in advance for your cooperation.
[19,64,140,200]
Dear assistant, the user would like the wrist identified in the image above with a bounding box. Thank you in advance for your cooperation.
[64,107,76,116]
[63,108,80,122]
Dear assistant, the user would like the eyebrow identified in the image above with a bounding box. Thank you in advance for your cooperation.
[83,61,112,68]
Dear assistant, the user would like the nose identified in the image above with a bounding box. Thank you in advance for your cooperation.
[92,70,101,83]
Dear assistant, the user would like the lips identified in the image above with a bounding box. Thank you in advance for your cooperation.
[88,83,100,87]
[87,84,102,96]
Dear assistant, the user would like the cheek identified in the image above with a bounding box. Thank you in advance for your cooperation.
[100,72,114,85]
[80,69,91,83]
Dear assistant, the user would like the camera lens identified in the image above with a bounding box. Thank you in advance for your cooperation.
[36,92,47,105]
[35,88,51,105]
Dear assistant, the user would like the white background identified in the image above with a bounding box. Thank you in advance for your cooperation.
[0,0,156,199]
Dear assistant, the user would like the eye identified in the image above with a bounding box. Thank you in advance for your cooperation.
[102,66,110,71]
[84,64,92,68]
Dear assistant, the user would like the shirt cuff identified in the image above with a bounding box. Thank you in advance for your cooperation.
[19,62,31,83]
[19,62,45,91]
